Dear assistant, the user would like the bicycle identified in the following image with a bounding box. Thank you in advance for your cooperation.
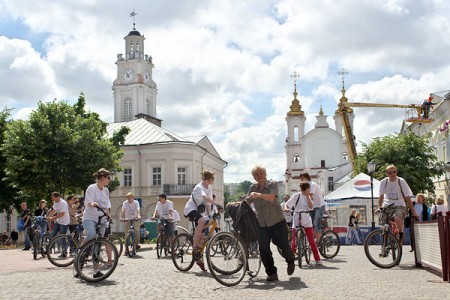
[363,203,402,268]
[73,206,119,282]
[46,227,80,267]
[317,215,341,259]
[155,218,172,259]
[30,216,49,260]
[122,218,139,257]
[105,221,124,257]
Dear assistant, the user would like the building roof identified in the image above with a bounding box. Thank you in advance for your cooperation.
[107,118,193,145]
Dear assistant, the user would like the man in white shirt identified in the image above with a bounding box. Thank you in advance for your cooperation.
[378,164,418,244]
[48,192,70,257]
[152,194,175,247]
[121,192,141,253]
[300,173,326,243]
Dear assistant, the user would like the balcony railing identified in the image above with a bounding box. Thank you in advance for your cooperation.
[163,184,196,196]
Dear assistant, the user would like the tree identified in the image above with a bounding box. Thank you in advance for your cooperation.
[1,94,129,209]
[0,108,19,213]
[353,132,442,195]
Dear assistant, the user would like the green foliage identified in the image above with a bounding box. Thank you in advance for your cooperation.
[1,94,128,210]
[0,108,20,213]
[353,132,442,195]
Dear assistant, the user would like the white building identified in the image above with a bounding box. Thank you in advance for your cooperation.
[107,24,226,231]
[284,82,352,196]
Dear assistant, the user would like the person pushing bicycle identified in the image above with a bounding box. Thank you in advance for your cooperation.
[121,192,141,255]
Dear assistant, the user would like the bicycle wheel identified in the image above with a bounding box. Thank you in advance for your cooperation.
[163,234,170,257]
[304,234,311,265]
[107,234,123,257]
[206,232,247,287]
[364,229,402,268]
[41,233,49,257]
[171,233,195,271]
[156,233,163,259]
[125,232,135,257]
[247,241,261,278]
[319,229,340,259]
[47,234,78,267]
[296,230,303,268]
[74,238,119,283]
[32,232,39,260]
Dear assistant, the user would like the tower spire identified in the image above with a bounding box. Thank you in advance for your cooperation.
[287,71,304,116]
[130,9,137,30]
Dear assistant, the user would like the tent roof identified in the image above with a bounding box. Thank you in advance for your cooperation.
[325,173,380,201]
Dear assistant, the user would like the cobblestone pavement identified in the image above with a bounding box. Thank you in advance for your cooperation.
[1,244,449,300]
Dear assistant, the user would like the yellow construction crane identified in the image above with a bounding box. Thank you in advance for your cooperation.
[336,91,431,169]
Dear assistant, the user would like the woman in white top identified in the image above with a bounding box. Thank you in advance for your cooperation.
[285,182,321,265]
[430,197,448,219]
[82,168,112,243]
[183,170,219,271]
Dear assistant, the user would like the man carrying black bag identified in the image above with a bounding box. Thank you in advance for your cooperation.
[245,165,295,282]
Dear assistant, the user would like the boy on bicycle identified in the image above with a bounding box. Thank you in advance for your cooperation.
[121,192,141,254]
[152,194,175,250]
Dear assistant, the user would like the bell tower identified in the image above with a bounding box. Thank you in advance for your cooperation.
[112,11,157,123]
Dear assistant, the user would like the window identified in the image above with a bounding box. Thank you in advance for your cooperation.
[177,167,187,185]
[442,143,446,163]
[328,176,334,192]
[146,99,150,115]
[130,42,134,53]
[294,126,299,142]
[152,167,162,186]
[123,98,133,121]
[123,168,132,187]
[136,42,140,52]
[294,153,299,162]
[321,160,325,168]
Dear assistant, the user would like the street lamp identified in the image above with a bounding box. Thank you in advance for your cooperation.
[367,161,378,231]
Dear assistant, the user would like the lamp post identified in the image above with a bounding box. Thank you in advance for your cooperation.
[367,161,378,231]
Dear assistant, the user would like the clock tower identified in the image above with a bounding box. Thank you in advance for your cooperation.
[112,21,157,122]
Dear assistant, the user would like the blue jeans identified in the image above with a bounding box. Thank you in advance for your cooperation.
[82,219,107,243]
[23,227,31,248]
[51,222,69,239]
[309,205,326,232]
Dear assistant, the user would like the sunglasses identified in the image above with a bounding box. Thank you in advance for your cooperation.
[387,170,397,175]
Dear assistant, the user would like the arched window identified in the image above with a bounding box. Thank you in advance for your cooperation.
[123,98,133,121]
[294,126,299,142]
[136,42,140,53]
[294,153,299,162]
[130,42,134,53]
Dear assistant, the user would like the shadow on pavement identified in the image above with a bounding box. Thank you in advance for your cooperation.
[243,276,306,290]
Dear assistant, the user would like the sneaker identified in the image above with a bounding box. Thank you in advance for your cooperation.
[136,245,141,250]
[196,260,207,272]
[193,248,201,261]
[287,261,295,275]
[124,252,129,257]
[58,253,67,258]
[93,271,104,278]
[22,247,30,251]
[314,260,322,266]
[266,273,279,282]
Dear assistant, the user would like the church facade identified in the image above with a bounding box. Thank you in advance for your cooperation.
[284,82,352,196]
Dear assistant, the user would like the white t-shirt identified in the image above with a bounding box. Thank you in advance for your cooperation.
[155,200,174,219]
[431,204,448,215]
[285,193,313,228]
[309,181,326,208]
[379,177,412,207]
[83,183,111,224]
[53,199,70,226]
[171,210,180,223]
[184,182,213,216]
[280,201,293,223]
[122,200,140,219]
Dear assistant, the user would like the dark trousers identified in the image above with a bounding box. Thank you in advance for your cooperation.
[258,220,295,276]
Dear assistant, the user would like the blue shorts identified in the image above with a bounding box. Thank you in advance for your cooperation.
[158,218,175,236]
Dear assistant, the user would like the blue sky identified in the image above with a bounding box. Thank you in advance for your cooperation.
[1,0,450,182]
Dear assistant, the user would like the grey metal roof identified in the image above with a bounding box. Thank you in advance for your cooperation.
[107,118,194,146]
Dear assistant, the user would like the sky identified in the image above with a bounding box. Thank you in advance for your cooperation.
[1,0,450,183]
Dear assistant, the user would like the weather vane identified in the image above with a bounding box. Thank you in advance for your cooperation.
[130,8,137,30]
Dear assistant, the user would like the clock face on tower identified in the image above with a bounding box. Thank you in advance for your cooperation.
[144,71,150,84]
[122,68,135,83]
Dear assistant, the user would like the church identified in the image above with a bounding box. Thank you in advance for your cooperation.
[106,23,226,231]
[284,80,353,196]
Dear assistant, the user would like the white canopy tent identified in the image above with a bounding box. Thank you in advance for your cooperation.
[325,173,380,201]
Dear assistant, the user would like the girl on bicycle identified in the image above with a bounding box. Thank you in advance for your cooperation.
[82,168,112,278]
[183,170,219,271]
[285,182,321,266]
